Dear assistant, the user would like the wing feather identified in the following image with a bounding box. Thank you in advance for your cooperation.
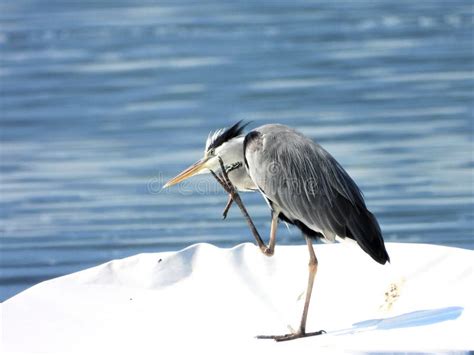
[244,125,389,264]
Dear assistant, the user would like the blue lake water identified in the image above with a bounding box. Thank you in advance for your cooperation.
[0,1,473,301]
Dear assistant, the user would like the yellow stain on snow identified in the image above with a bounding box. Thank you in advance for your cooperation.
[379,277,406,313]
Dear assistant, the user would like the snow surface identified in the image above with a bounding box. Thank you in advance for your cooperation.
[1,242,473,354]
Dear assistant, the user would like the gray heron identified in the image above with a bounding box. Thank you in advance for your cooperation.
[163,121,390,341]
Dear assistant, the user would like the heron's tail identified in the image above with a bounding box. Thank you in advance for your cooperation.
[347,209,390,265]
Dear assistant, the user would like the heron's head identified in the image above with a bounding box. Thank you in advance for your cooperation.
[163,121,249,188]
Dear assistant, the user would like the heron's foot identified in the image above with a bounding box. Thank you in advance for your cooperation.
[260,246,274,257]
[222,203,231,219]
[219,175,235,193]
[256,329,326,342]
[222,208,229,220]
[209,168,235,196]
[214,157,237,194]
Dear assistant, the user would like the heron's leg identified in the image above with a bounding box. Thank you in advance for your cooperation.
[256,236,325,341]
[298,236,318,334]
[209,157,275,257]
[220,162,245,219]
[263,211,279,256]
[210,166,267,253]
[221,194,234,220]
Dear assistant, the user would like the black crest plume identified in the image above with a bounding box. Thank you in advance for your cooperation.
[205,120,250,151]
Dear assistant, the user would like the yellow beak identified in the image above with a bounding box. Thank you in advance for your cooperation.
[162,157,210,188]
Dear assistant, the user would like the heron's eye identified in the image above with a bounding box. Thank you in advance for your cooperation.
[208,148,216,156]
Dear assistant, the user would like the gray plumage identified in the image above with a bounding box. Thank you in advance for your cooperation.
[244,124,389,264]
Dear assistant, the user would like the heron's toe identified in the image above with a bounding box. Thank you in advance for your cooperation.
[256,330,326,342]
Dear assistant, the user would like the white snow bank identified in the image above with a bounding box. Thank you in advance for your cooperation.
[1,242,473,354]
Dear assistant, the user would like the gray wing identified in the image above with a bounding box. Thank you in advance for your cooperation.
[244,124,389,264]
